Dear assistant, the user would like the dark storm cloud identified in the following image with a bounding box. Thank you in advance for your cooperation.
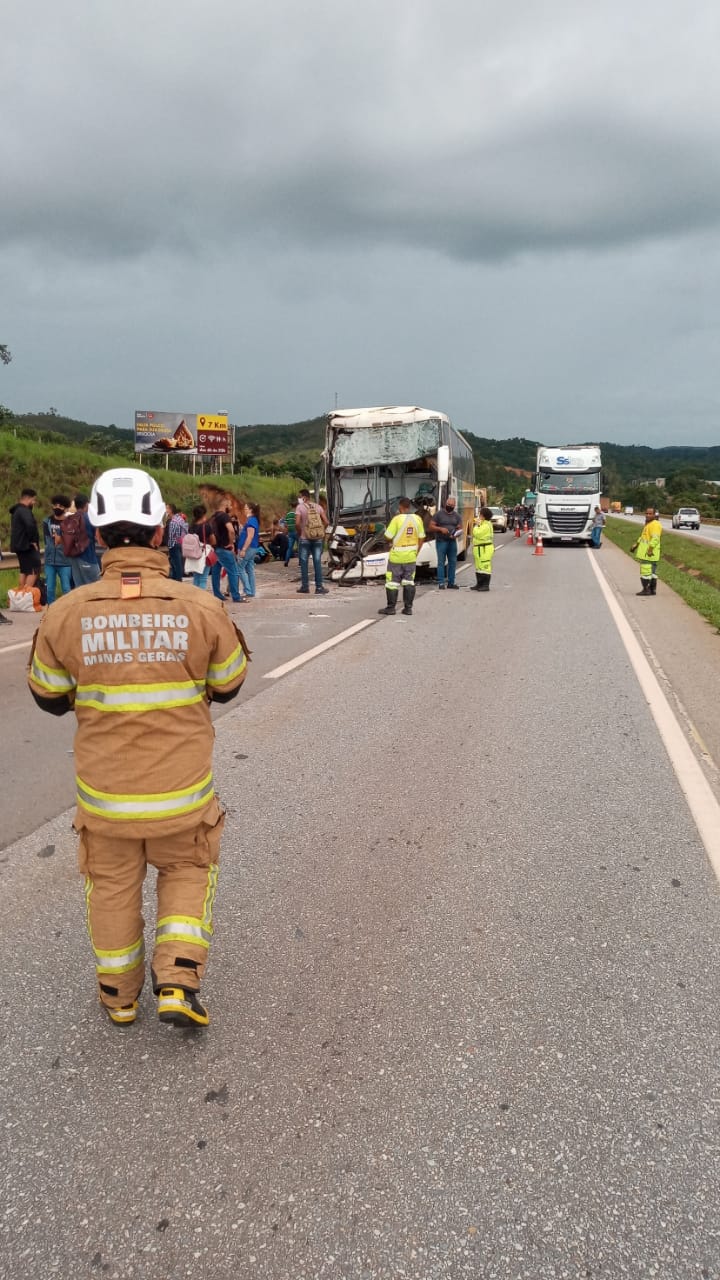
[3,0,720,265]
[3,0,720,443]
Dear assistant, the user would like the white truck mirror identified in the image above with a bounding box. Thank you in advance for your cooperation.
[437,445,450,484]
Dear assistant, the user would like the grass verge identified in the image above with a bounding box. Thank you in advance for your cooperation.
[604,517,720,631]
[0,565,19,610]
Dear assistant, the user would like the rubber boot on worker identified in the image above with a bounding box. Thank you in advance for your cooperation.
[478,574,491,592]
[636,580,651,596]
[157,986,209,1028]
[378,587,397,615]
[471,573,483,591]
[649,577,657,595]
[100,981,139,1026]
[401,584,416,615]
[104,1000,139,1026]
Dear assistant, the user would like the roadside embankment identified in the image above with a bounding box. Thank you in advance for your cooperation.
[604,516,720,631]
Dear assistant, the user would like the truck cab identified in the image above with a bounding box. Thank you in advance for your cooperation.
[532,445,602,545]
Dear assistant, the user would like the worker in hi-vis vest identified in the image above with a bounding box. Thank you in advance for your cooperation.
[471,505,495,591]
[27,468,249,1030]
[379,496,425,617]
[630,507,662,596]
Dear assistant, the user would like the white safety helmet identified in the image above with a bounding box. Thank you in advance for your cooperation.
[89,468,166,528]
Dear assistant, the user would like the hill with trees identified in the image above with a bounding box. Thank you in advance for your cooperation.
[2,399,720,525]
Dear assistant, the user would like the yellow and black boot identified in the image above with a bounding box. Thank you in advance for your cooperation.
[157,986,209,1028]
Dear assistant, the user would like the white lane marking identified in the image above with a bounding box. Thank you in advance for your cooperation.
[264,619,376,679]
[0,640,33,656]
[588,550,720,885]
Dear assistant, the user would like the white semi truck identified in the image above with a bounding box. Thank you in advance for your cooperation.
[532,445,602,545]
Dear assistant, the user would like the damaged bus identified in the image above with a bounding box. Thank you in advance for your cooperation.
[323,406,476,582]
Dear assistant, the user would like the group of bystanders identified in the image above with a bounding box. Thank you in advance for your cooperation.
[1,482,334,627]
[180,500,262,604]
[1,488,101,624]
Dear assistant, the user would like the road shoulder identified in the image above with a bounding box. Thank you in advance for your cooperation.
[594,538,720,796]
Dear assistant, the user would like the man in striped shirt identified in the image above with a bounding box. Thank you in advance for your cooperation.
[164,503,189,582]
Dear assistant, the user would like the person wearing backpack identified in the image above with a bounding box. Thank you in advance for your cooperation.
[183,504,215,590]
[43,494,74,603]
[64,494,101,586]
[295,488,329,595]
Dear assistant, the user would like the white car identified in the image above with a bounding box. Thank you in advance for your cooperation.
[672,508,700,530]
[488,506,508,532]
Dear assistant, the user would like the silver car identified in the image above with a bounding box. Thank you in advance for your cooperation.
[488,506,508,532]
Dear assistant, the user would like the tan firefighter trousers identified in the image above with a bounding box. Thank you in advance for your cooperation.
[76,809,225,1010]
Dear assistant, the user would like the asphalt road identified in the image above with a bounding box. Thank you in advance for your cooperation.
[0,562,387,847]
[1,540,719,1278]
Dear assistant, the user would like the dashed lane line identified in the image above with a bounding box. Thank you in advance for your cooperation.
[263,618,376,680]
[0,640,33,656]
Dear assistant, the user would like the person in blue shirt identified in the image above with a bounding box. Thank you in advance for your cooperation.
[43,494,74,603]
[237,502,261,598]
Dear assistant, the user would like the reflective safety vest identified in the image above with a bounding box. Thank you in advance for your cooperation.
[472,519,495,571]
[635,519,662,564]
[28,546,249,836]
[385,513,425,564]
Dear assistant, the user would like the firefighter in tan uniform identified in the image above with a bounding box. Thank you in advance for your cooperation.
[27,468,249,1029]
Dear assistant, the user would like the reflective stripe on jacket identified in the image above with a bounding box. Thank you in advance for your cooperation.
[27,546,249,836]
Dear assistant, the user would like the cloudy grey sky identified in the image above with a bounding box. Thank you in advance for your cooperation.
[2,0,720,445]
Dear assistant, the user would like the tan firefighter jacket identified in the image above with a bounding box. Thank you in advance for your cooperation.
[27,547,249,837]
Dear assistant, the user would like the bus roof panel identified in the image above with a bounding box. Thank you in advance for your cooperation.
[328,406,450,432]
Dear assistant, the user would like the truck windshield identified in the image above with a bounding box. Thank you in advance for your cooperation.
[538,470,600,496]
[332,419,441,468]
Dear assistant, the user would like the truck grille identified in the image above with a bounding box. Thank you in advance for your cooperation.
[548,507,590,535]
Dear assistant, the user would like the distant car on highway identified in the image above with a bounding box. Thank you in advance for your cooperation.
[672,507,701,530]
[488,506,508,532]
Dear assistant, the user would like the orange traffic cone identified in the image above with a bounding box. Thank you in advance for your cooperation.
[523,520,528,531]
[526,529,533,545]
[514,523,521,538]
[534,533,544,555]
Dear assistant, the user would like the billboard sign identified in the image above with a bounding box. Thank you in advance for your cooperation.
[134,411,228,456]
